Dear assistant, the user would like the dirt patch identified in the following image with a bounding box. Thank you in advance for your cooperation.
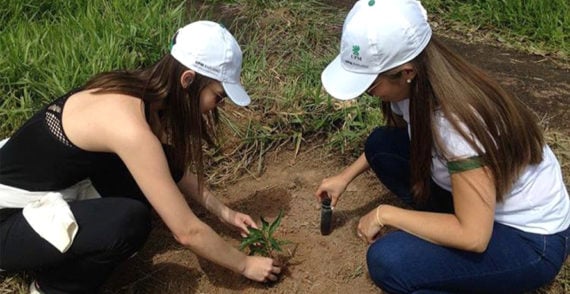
[103,148,389,293]
[439,37,570,134]
[102,144,568,294]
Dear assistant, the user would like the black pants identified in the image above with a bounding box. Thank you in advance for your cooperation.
[0,198,150,294]
[0,148,183,293]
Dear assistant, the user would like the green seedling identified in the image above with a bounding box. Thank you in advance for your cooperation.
[240,210,289,258]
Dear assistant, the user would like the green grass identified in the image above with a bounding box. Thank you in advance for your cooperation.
[1,0,569,293]
[2,0,567,159]
[0,0,186,138]
[423,0,569,57]
[232,1,385,146]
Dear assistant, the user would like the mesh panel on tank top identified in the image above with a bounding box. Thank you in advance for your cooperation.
[45,99,73,147]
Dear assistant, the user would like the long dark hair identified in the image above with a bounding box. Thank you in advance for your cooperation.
[382,37,544,203]
[83,54,217,193]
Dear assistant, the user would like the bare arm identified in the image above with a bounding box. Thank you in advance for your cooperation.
[177,172,229,219]
[177,172,257,236]
[359,167,495,252]
[113,129,252,271]
[81,95,279,282]
[315,153,370,207]
[339,153,370,183]
[314,116,407,207]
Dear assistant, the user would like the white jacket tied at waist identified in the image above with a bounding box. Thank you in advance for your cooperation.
[0,138,101,253]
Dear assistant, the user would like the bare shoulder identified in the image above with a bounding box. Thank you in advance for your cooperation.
[65,89,144,116]
[62,89,155,152]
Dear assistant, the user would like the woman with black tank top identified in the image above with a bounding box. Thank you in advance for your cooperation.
[0,21,281,293]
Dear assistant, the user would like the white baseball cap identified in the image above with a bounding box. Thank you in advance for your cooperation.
[321,0,432,100]
[170,21,251,106]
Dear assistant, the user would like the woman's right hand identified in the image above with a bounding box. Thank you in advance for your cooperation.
[242,256,281,282]
[314,174,349,207]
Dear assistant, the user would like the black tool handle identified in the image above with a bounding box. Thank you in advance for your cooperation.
[320,197,333,235]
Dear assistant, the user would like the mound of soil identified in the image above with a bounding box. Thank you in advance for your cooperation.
[103,148,387,293]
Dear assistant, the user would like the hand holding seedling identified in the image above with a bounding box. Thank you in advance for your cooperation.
[239,210,288,283]
[239,210,289,258]
[242,256,282,283]
[221,209,258,238]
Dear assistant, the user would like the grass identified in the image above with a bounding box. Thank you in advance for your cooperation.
[422,0,569,59]
[0,0,186,138]
[1,0,569,293]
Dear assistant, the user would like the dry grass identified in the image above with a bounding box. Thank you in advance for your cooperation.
[0,272,27,294]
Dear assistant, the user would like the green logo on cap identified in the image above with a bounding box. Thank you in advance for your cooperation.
[350,45,362,61]
[352,45,360,57]
[368,0,375,6]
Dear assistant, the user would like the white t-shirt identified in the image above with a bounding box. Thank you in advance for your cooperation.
[391,99,570,234]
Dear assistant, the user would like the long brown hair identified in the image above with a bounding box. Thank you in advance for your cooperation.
[83,54,217,193]
[383,37,544,203]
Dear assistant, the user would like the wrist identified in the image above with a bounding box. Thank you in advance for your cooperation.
[219,206,231,222]
[239,255,248,275]
[338,169,355,185]
[376,205,387,228]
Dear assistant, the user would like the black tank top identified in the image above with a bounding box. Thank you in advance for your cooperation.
[0,89,155,191]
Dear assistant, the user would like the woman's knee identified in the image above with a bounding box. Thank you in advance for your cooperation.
[365,127,388,160]
[82,198,151,257]
[366,234,413,293]
[109,199,151,249]
[364,127,409,162]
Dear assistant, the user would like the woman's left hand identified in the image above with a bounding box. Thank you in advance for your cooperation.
[356,206,384,244]
[222,209,258,237]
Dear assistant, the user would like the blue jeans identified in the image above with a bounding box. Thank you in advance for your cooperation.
[363,127,570,293]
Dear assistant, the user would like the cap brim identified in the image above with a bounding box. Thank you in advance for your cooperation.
[321,55,377,100]
[222,82,251,107]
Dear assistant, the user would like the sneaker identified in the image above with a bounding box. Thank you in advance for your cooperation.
[29,280,44,294]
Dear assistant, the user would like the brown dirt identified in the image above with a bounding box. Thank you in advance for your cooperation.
[102,140,568,294]
[105,2,569,294]
[439,37,570,135]
[103,149,388,293]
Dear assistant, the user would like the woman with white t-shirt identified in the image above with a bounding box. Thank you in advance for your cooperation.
[315,0,569,292]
